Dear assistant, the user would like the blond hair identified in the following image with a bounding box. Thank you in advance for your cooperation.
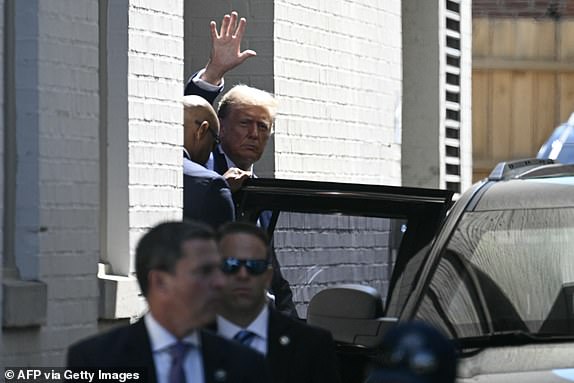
[217,84,278,122]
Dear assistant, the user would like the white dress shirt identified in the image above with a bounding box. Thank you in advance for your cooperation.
[205,145,254,174]
[191,68,224,92]
[216,305,269,356]
[144,313,205,383]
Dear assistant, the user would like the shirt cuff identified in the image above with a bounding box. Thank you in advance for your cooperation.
[192,68,224,92]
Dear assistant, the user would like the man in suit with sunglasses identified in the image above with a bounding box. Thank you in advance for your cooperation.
[215,222,341,383]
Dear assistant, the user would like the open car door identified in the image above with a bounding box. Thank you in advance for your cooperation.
[235,178,453,383]
[234,178,453,317]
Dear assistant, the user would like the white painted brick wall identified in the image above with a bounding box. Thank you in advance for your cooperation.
[274,0,402,185]
[1,0,100,366]
[2,0,185,366]
[37,0,101,361]
[270,1,402,317]
[127,0,184,257]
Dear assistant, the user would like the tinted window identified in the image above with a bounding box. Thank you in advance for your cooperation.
[273,212,406,317]
[415,208,574,338]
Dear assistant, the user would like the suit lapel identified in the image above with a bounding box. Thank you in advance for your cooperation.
[267,309,294,383]
[125,320,158,383]
[201,330,229,383]
[212,146,229,175]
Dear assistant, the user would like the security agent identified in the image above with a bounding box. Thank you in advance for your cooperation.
[182,95,236,229]
[215,222,341,383]
[67,220,270,383]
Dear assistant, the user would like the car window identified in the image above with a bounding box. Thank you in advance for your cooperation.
[415,207,574,339]
[272,212,407,318]
[557,144,574,164]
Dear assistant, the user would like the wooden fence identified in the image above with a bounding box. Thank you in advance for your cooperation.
[472,18,574,181]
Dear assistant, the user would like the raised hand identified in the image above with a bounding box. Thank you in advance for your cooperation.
[201,11,257,86]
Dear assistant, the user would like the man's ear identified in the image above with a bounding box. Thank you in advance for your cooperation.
[148,270,170,295]
[196,120,210,140]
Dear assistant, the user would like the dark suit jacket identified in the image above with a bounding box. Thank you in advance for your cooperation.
[67,319,270,383]
[266,309,341,383]
[183,156,234,229]
[184,72,222,105]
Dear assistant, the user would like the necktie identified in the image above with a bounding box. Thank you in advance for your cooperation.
[213,147,228,175]
[233,330,257,346]
[169,341,191,383]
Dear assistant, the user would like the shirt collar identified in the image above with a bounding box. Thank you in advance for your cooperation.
[144,312,201,353]
[216,305,269,341]
[217,145,254,174]
[183,148,191,160]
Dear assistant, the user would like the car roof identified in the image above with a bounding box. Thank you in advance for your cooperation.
[472,161,574,211]
[473,175,574,211]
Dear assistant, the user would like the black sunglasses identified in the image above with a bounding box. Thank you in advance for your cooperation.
[207,126,221,145]
[221,257,269,276]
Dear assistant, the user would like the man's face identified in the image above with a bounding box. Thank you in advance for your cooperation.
[163,238,224,328]
[219,104,272,170]
[218,233,272,315]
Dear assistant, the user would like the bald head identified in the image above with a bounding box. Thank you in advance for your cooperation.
[183,95,220,165]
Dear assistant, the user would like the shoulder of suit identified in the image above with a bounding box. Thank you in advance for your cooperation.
[184,159,224,181]
[68,322,136,353]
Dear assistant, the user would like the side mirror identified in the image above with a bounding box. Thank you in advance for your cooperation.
[307,284,397,348]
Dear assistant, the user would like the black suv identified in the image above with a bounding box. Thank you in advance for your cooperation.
[235,159,574,383]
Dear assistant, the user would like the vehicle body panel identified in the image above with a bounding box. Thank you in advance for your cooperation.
[458,344,574,382]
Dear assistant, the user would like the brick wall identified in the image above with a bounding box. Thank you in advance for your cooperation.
[2,0,100,366]
[126,0,184,261]
[274,213,395,317]
[271,0,402,316]
[38,0,100,364]
[473,0,574,18]
[273,0,402,185]
[1,0,185,366]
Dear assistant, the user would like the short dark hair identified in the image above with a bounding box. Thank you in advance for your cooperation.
[135,220,214,297]
[216,221,270,251]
